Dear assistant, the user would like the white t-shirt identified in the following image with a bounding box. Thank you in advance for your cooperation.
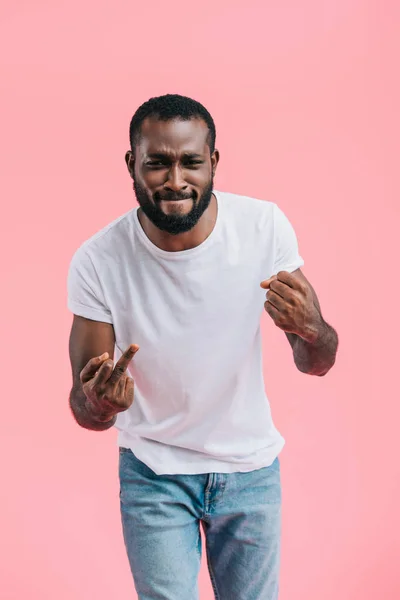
[67,190,304,475]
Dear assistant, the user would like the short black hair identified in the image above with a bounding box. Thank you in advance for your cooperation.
[129,93,216,153]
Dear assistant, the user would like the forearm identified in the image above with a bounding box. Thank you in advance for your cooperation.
[292,320,338,376]
[69,386,116,431]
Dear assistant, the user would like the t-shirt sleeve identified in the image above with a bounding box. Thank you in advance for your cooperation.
[67,247,113,323]
[272,203,304,274]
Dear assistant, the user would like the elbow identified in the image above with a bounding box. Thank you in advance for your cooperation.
[295,359,336,377]
[314,357,337,377]
[317,369,329,377]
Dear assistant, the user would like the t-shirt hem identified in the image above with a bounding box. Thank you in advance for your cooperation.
[117,433,285,475]
[67,299,113,324]
[274,259,304,274]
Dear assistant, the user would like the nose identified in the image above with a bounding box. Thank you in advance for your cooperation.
[164,164,188,193]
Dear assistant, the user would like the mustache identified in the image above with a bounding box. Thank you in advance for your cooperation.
[154,191,195,202]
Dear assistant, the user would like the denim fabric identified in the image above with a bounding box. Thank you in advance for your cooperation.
[119,447,281,599]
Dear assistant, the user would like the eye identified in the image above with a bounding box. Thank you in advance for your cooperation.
[146,161,166,168]
[184,160,204,168]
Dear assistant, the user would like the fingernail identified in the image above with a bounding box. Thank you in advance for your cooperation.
[100,352,108,359]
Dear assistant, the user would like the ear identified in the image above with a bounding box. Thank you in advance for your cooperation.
[211,149,220,177]
[125,150,135,178]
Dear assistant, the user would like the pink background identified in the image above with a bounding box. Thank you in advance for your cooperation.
[1,1,399,598]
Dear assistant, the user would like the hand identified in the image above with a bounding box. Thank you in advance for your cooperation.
[80,344,139,423]
[260,271,321,342]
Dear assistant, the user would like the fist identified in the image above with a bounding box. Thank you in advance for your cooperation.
[260,271,320,342]
[80,344,139,423]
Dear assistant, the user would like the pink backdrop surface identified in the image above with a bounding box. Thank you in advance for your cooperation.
[1,1,399,598]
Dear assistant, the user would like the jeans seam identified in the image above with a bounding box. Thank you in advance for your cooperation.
[204,473,214,515]
[205,540,221,600]
[196,526,201,559]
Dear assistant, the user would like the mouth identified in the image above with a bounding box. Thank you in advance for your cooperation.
[157,196,194,203]
[159,198,193,203]
[154,190,195,202]
[156,196,195,216]
[158,198,194,208]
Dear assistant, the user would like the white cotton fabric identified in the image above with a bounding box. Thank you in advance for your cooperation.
[67,191,304,475]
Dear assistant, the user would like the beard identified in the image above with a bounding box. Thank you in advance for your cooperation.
[133,177,214,236]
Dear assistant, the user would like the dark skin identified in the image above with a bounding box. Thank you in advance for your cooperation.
[68,117,338,431]
[69,118,220,430]
[69,317,137,431]
[125,118,220,251]
[260,270,338,376]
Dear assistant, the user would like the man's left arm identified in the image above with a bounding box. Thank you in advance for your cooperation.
[260,269,338,376]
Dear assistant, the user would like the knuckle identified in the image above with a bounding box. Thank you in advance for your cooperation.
[103,383,114,397]
[293,292,302,305]
[299,285,307,296]
[286,293,295,305]
[80,365,89,379]
[116,395,126,406]
[122,397,132,409]
[92,385,103,400]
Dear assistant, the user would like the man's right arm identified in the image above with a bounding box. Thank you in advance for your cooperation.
[68,315,116,431]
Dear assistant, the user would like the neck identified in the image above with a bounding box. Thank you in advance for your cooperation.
[137,193,218,252]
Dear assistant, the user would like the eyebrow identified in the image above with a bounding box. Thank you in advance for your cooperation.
[146,152,204,159]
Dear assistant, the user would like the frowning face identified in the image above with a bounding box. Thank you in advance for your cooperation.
[125,117,219,235]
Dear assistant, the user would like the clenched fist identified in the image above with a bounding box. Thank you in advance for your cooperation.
[80,344,139,423]
[260,271,321,342]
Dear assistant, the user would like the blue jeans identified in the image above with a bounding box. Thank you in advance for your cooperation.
[119,447,282,600]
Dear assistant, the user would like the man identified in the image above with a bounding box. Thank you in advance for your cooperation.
[67,94,338,600]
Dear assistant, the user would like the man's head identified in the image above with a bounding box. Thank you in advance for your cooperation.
[125,94,219,235]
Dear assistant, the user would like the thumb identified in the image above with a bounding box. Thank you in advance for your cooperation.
[260,274,277,289]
